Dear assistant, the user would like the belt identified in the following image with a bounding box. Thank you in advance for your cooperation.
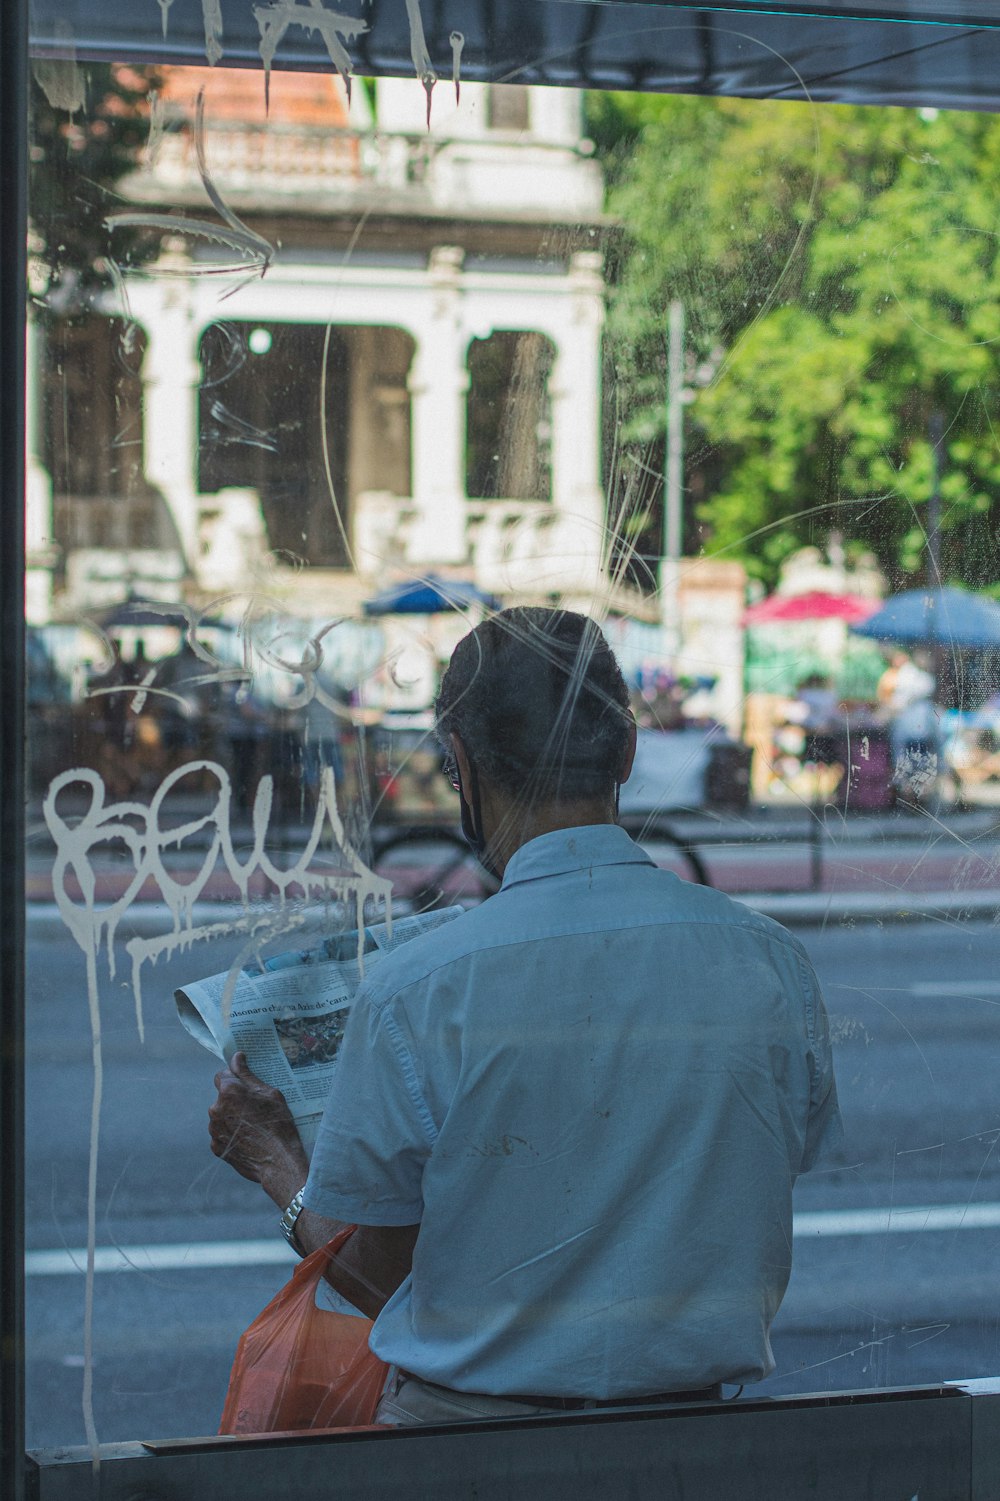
[502,1384,722,1410]
[404,1374,722,1411]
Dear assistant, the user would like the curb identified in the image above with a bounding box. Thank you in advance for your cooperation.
[738,889,1000,925]
[25,889,1000,934]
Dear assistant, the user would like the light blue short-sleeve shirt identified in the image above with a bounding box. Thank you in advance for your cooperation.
[305,824,841,1398]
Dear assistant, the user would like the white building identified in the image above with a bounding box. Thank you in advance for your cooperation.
[30,67,621,624]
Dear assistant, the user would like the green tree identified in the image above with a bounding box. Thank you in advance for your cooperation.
[29,62,158,305]
[598,94,1000,592]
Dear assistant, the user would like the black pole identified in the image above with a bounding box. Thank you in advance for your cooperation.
[927,410,944,705]
[0,2,28,1498]
[927,411,943,588]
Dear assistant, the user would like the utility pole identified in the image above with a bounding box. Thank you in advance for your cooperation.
[927,409,944,704]
[927,409,943,589]
[661,299,684,661]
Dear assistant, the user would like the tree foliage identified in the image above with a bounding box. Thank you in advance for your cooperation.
[29,63,158,307]
[595,93,1000,591]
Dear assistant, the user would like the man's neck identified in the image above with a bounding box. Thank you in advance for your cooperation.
[482,794,617,878]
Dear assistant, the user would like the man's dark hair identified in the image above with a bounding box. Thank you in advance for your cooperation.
[435,608,632,801]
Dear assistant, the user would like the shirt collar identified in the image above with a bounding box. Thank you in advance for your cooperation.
[500,824,654,890]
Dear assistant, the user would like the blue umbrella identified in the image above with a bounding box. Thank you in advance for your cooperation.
[363,575,498,616]
[851,586,1000,650]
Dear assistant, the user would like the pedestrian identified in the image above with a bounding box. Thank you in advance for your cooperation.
[878,650,940,800]
[792,672,844,800]
[209,607,842,1425]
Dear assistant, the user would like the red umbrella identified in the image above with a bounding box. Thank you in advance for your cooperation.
[743,590,879,626]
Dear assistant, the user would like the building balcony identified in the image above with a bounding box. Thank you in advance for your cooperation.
[354,491,616,602]
[123,121,604,223]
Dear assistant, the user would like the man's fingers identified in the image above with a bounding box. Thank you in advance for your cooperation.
[208,1048,294,1181]
[213,1077,284,1114]
[208,1108,224,1155]
[208,1104,241,1152]
[224,1053,289,1111]
[214,1054,261,1097]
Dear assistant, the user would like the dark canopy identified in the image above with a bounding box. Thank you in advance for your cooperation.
[851,587,1000,650]
[28,0,1000,114]
[363,575,498,615]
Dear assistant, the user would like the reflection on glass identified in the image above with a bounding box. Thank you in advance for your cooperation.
[24,50,1000,1453]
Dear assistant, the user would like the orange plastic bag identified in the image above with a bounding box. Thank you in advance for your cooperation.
[219,1227,390,1434]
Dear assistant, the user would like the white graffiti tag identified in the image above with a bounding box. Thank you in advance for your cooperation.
[43,760,390,1461]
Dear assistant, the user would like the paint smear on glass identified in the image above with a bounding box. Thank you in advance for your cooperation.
[254,0,368,111]
[450,31,465,104]
[32,21,86,114]
[144,88,166,170]
[106,87,274,286]
[43,760,391,1462]
[405,0,437,126]
[202,0,225,65]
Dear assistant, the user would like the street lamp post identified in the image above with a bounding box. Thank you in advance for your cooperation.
[927,408,944,708]
[661,299,685,661]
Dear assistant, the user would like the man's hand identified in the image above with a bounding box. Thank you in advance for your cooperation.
[209,1053,418,1316]
[209,1051,309,1204]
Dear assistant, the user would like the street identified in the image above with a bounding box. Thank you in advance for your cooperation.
[23,905,1000,1450]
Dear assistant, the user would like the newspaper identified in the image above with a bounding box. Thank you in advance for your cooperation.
[176,908,463,1152]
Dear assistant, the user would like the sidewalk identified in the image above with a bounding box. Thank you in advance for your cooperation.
[631,800,1000,845]
[26,795,1000,925]
[646,802,1000,924]
[740,886,1000,926]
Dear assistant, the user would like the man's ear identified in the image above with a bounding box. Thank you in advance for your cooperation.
[620,713,638,785]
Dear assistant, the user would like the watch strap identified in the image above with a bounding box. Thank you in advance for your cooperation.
[279,1186,307,1255]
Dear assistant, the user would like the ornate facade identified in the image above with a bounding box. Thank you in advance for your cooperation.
[29,68,617,622]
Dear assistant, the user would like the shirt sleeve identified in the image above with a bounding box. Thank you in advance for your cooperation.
[800,959,844,1173]
[303,983,435,1226]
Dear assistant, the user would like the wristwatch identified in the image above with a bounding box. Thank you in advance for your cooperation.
[279,1186,307,1256]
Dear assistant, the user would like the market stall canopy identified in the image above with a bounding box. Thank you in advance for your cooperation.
[743,591,879,626]
[28,0,1000,114]
[363,575,497,616]
[851,586,1000,649]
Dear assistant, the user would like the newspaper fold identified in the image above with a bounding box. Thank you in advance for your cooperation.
[176,908,463,1152]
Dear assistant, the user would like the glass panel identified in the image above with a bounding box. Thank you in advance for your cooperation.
[23,24,1000,1465]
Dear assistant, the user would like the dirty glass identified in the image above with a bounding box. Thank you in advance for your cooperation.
[22,7,1000,1463]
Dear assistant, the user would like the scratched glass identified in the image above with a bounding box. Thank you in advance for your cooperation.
[23,30,1000,1458]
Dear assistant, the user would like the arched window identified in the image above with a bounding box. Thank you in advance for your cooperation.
[198,322,413,567]
[44,316,173,554]
[466,330,554,502]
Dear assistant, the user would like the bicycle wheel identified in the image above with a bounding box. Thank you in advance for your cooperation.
[372,826,501,913]
[620,816,711,887]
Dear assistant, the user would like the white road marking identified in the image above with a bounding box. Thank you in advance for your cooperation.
[25,1239,297,1276]
[908,981,1000,997]
[24,1203,1000,1275]
[794,1203,1000,1236]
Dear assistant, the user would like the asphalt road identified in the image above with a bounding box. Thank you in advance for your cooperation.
[23,909,1000,1450]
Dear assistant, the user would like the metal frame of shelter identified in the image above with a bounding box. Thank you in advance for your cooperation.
[7,2,1000,1497]
[1,3,28,1499]
[21,1,1000,109]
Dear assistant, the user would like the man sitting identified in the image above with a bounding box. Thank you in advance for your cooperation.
[210,606,841,1424]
